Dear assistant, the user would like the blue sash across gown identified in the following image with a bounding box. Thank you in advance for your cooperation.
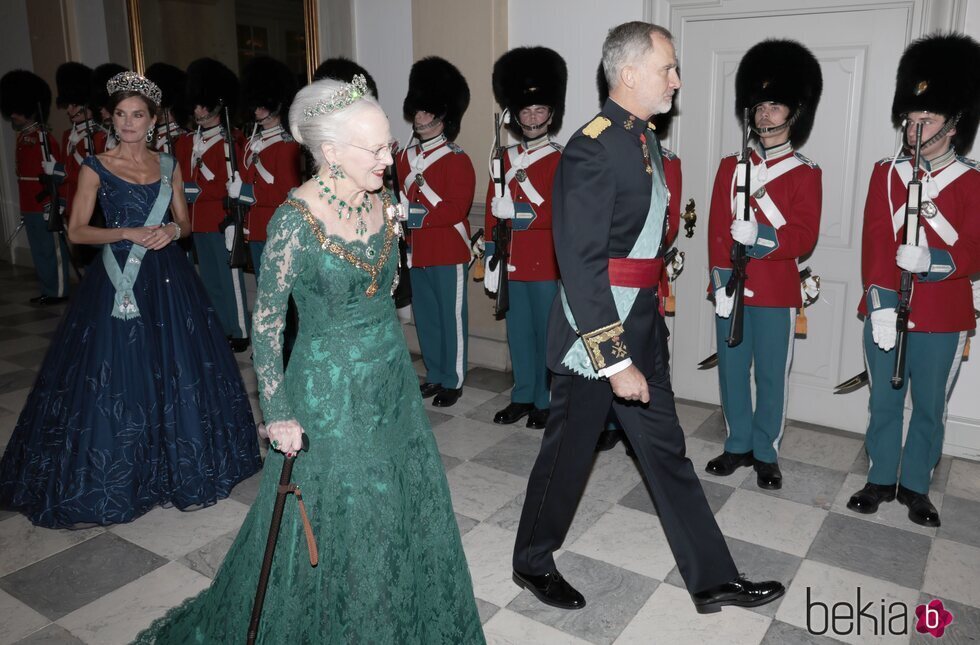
[0,154,261,528]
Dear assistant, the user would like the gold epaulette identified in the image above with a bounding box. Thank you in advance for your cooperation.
[583,117,612,140]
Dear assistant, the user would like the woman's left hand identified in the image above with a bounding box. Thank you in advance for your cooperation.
[133,224,175,251]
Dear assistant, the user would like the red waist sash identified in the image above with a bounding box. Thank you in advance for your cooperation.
[608,257,664,288]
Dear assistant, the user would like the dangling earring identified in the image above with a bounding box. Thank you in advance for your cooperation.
[327,162,345,180]
[146,127,154,143]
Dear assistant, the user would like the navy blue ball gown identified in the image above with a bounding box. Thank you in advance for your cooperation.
[0,153,261,528]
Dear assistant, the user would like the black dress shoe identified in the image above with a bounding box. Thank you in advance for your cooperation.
[754,460,782,490]
[228,337,250,353]
[526,408,549,429]
[419,382,443,398]
[494,402,534,425]
[897,485,941,527]
[595,429,622,452]
[433,387,462,407]
[692,576,785,614]
[705,451,754,476]
[846,482,896,515]
[513,569,586,610]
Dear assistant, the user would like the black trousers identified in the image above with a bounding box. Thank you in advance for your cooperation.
[513,317,738,594]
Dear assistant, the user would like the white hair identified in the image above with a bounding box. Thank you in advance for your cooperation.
[289,78,384,170]
[602,21,673,91]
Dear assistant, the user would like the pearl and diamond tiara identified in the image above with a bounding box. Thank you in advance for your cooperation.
[106,71,162,106]
[303,74,368,120]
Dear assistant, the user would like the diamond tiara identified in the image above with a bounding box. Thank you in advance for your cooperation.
[303,74,368,120]
[106,71,162,106]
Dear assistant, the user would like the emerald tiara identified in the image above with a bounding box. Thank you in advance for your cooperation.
[303,74,368,120]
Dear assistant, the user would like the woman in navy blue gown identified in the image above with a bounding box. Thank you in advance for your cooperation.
[0,71,260,529]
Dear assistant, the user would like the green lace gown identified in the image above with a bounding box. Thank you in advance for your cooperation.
[134,196,485,644]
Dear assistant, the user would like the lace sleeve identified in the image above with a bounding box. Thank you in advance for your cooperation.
[253,203,307,423]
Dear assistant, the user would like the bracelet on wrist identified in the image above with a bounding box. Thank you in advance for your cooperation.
[169,222,181,240]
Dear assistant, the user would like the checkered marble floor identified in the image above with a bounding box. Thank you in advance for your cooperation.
[1,259,979,645]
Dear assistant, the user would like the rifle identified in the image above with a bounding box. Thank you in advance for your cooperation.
[35,104,63,233]
[891,122,924,389]
[221,105,249,269]
[389,146,412,309]
[724,107,752,347]
[488,110,511,319]
[81,117,107,230]
[163,108,177,154]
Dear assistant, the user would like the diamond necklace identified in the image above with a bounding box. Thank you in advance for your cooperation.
[314,174,373,235]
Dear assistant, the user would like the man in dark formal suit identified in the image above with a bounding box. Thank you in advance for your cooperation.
[511,21,785,614]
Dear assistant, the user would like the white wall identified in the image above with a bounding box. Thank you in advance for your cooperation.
[353,0,413,144]
[508,0,645,145]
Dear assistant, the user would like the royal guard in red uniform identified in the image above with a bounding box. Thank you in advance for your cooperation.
[175,58,250,352]
[846,34,980,527]
[1,70,70,303]
[145,63,188,155]
[238,56,302,275]
[88,63,126,154]
[396,57,475,408]
[56,63,98,223]
[705,40,823,490]
[483,47,566,429]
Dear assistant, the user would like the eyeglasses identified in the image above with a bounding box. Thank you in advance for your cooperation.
[340,140,397,160]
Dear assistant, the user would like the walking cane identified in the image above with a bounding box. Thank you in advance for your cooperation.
[246,433,317,645]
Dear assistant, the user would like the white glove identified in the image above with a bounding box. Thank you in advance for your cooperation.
[715,289,735,318]
[507,263,516,273]
[225,171,243,199]
[491,196,516,220]
[870,308,898,352]
[224,225,236,252]
[896,244,930,273]
[41,160,56,175]
[731,220,759,245]
[484,260,500,294]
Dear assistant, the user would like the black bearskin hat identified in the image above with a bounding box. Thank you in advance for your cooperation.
[403,57,469,141]
[1,70,51,121]
[88,63,127,115]
[492,47,567,138]
[596,62,678,137]
[56,62,92,108]
[146,62,188,125]
[735,39,822,147]
[892,33,980,153]
[242,56,297,129]
[186,58,239,115]
[313,57,378,99]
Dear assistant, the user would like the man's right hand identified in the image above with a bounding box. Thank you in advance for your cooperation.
[715,289,735,318]
[484,259,500,294]
[609,364,649,403]
[870,308,898,351]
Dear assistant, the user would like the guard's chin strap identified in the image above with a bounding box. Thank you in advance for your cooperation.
[906,111,961,150]
[750,107,801,138]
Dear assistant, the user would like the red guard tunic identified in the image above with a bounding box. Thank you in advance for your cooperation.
[238,125,302,241]
[483,139,562,281]
[61,120,102,221]
[174,125,246,233]
[662,148,682,248]
[395,136,475,267]
[858,153,980,331]
[707,144,822,306]
[16,124,63,212]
